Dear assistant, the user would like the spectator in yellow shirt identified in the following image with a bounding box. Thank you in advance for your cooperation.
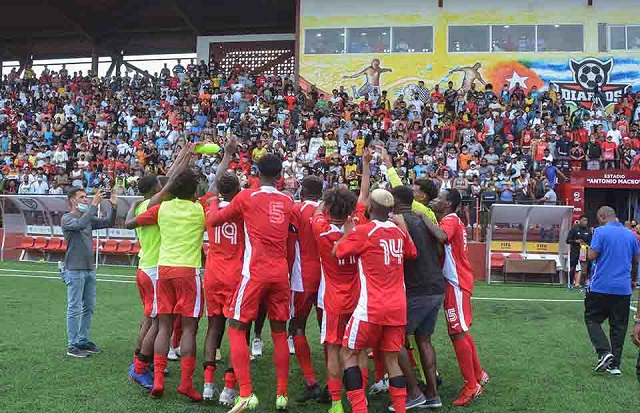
[251,140,267,163]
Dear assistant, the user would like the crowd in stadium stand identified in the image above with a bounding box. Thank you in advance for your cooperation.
[2,59,640,222]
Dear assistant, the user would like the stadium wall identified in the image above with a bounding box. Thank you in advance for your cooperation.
[298,0,640,113]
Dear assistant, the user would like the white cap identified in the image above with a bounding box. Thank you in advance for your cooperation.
[370,189,395,208]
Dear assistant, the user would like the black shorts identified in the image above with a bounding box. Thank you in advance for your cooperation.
[406,294,444,337]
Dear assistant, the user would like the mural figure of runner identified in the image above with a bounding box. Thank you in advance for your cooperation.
[448,62,486,95]
[343,58,393,99]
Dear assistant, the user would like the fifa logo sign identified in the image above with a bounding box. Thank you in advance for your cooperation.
[214,223,238,245]
[380,239,403,265]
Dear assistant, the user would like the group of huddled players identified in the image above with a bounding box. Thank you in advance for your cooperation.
[123,138,488,413]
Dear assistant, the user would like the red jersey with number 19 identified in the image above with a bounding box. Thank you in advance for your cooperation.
[440,213,474,294]
[335,220,417,326]
[205,200,245,289]
[207,186,294,282]
[290,200,321,293]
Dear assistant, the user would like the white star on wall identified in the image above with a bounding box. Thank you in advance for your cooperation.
[507,71,529,90]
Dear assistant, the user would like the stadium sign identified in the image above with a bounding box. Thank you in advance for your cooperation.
[551,57,631,108]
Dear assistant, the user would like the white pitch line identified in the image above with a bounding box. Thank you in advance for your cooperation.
[0,274,638,310]
[0,267,135,278]
[472,297,583,303]
[0,273,135,283]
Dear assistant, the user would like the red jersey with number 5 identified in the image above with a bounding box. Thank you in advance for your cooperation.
[440,213,474,294]
[335,220,417,326]
[207,186,294,282]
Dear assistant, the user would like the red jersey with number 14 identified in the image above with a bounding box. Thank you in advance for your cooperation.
[440,213,474,294]
[335,220,417,326]
[290,200,321,293]
[207,186,294,282]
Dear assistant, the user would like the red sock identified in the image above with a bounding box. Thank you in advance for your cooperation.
[134,354,150,375]
[407,348,417,368]
[360,367,369,391]
[152,354,167,396]
[204,364,216,384]
[272,331,290,396]
[346,389,368,413]
[224,369,237,389]
[178,357,202,401]
[465,334,484,381]
[172,316,182,348]
[452,336,477,388]
[228,327,252,397]
[389,384,407,413]
[293,335,317,386]
[373,350,385,382]
[327,378,342,402]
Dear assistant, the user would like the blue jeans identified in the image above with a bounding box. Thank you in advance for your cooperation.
[63,270,96,348]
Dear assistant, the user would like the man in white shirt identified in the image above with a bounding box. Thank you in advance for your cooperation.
[607,124,622,146]
[49,181,64,195]
[30,176,49,194]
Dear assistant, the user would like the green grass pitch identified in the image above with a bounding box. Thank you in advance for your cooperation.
[0,260,638,413]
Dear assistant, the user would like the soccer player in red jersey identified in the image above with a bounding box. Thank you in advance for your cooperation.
[312,187,364,413]
[201,138,243,404]
[427,188,488,406]
[333,188,417,413]
[207,153,294,413]
[288,175,324,402]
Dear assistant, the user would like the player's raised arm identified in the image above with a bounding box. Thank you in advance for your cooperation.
[358,147,373,204]
[148,142,194,208]
[208,136,237,195]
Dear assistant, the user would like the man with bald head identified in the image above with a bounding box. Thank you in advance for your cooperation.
[585,206,639,376]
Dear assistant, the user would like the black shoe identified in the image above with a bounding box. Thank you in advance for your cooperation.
[317,385,331,404]
[78,341,102,354]
[595,353,613,372]
[66,346,90,358]
[297,383,321,403]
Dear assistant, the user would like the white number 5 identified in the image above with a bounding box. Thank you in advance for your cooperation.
[269,202,285,224]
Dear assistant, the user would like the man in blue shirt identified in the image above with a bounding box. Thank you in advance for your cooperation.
[586,206,639,376]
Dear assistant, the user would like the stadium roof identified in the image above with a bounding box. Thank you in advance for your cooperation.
[0,0,296,61]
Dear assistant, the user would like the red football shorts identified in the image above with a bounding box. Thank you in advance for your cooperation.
[289,291,319,320]
[136,267,158,318]
[321,311,352,345]
[156,267,204,318]
[342,317,405,352]
[443,283,473,335]
[229,277,290,323]
[204,276,237,318]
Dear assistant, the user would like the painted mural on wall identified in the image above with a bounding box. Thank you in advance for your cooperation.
[299,55,638,113]
[298,0,640,113]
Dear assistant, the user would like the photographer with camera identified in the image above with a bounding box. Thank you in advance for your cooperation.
[61,188,118,357]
